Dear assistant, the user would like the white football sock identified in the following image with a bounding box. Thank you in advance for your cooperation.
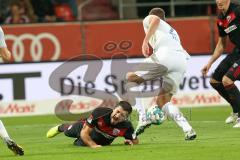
[122,82,138,105]
[162,102,192,132]
[135,98,147,122]
[0,120,10,141]
[124,81,147,122]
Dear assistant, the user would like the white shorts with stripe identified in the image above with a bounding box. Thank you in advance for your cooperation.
[135,47,190,94]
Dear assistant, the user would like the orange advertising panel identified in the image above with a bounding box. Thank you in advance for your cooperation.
[3,23,83,62]
[170,17,212,54]
[84,21,144,59]
[1,17,222,63]
[84,18,214,59]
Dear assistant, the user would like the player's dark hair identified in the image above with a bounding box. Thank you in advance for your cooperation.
[149,7,165,20]
[118,101,132,114]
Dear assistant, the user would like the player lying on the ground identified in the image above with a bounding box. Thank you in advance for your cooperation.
[0,120,24,155]
[47,101,138,148]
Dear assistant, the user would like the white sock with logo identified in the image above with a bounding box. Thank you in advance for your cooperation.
[0,120,11,141]
[162,102,192,132]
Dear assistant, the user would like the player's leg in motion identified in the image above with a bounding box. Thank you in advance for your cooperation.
[210,52,240,124]
[157,80,196,140]
[47,122,85,146]
[125,72,151,135]
[0,120,24,155]
[125,60,169,136]
[222,59,240,128]
[47,123,74,138]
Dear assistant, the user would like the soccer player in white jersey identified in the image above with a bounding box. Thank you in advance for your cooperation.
[0,27,11,62]
[0,26,24,155]
[125,8,196,140]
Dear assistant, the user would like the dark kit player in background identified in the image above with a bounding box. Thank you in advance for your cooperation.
[46,101,138,148]
[202,0,240,127]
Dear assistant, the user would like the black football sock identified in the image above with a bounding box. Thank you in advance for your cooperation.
[224,84,240,116]
[58,123,71,132]
[210,82,239,113]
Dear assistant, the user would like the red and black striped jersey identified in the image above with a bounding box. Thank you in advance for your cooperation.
[85,107,134,145]
[217,2,240,48]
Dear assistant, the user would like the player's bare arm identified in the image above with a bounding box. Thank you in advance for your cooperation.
[80,124,102,148]
[202,36,227,76]
[0,47,11,62]
[142,15,160,57]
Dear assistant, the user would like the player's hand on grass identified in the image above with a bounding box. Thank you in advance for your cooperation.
[142,41,150,57]
[124,139,133,145]
[201,64,211,77]
[90,145,102,149]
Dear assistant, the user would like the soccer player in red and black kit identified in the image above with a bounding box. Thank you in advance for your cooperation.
[46,101,138,148]
[202,0,240,127]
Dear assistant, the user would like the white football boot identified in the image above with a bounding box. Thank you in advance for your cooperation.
[185,129,197,140]
[225,113,238,124]
[233,118,240,128]
[134,119,152,136]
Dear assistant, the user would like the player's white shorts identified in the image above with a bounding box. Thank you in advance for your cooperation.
[135,47,190,94]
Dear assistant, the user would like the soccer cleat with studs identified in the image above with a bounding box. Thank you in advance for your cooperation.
[134,120,152,136]
[185,129,197,141]
[5,139,24,156]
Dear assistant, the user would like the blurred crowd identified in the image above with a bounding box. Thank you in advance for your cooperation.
[0,0,79,24]
[0,0,234,25]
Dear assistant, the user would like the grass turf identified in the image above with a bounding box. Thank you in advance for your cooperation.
[0,106,239,160]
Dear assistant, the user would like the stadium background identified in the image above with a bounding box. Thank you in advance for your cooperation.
[0,0,239,160]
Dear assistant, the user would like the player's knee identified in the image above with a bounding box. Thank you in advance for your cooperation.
[156,99,167,107]
[209,78,222,88]
[63,127,75,137]
[64,130,71,137]
[156,93,171,107]
[209,78,220,84]
[126,72,135,81]
[126,72,143,84]
[222,76,234,87]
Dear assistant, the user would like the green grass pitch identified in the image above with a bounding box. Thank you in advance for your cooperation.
[0,106,239,160]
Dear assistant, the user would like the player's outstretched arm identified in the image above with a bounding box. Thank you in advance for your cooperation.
[201,36,227,76]
[80,123,102,148]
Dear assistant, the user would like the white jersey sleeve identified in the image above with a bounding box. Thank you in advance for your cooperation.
[0,26,7,48]
[143,15,183,51]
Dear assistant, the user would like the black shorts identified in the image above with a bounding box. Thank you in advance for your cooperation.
[64,121,86,146]
[225,59,240,81]
[212,47,240,81]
